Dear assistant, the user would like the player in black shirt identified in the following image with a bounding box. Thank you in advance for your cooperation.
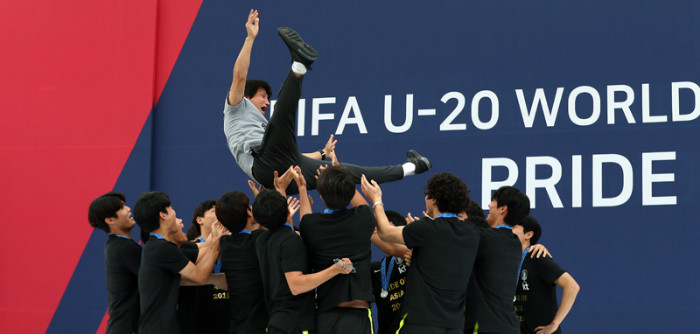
[88,191,141,334]
[134,191,223,334]
[513,216,579,334]
[216,190,269,334]
[361,172,479,334]
[178,200,231,334]
[370,210,411,334]
[253,187,354,334]
[298,165,376,334]
[465,186,530,334]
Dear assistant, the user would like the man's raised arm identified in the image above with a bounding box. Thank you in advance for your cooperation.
[228,9,259,107]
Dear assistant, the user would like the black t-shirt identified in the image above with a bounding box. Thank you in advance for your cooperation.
[400,215,479,329]
[139,236,191,334]
[177,241,230,334]
[464,226,522,334]
[299,206,375,311]
[255,226,316,332]
[515,255,566,334]
[104,235,141,334]
[177,242,199,333]
[220,230,268,332]
[370,256,409,334]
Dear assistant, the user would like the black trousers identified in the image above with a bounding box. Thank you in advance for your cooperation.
[252,71,404,195]
[398,323,462,334]
[316,307,373,334]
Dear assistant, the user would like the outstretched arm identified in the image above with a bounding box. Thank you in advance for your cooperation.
[284,258,352,295]
[179,223,224,284]
[293,166,312,218]
[228,9,259,107]
[361,175,405,244]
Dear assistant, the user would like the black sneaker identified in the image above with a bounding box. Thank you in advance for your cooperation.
[406,150,432,174]
[277,27,318,69]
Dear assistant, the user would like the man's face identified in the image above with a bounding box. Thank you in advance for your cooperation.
[424,195,437,218]
[486,199,501,225]
[164,206,184,234]
[113,204,135,231]
[248,87,270,116]
[198,207,217,232]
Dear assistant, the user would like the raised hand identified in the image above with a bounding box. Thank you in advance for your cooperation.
[247,179,264,198]
[329,149,339,167]
[287,196,300,224]
[360,174,382,204]
[274,166,297,197]
[323,134,337,156]
[245,9,259,39]
[292,165,306,189]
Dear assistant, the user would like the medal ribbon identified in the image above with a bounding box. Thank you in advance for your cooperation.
[381,256,396,296]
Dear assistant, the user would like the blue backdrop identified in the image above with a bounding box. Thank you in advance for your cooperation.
[49,1,700,332]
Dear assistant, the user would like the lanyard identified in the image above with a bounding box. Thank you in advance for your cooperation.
[518,246,531,283]
[239,229,252,234]
[284,223,294,230]
[149,233,165,240]
[197,236,205,243]
[323,208,340,214]
[436,212,458,218]
[109,233,129,240]
[494,224,512,230]
[381,257,396,291]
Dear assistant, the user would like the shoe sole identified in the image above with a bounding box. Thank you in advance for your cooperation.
[277,27,318,62]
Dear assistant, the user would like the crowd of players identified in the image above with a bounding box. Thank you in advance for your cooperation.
[88,168,579,334]
[87,9,579,334]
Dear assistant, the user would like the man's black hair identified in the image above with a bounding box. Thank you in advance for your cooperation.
[518,215,542,245]
[423,173,470,214]
[216,191,250,233]
[317,166,356,210]
[186,224,200,241]
[252,189,288,230]
[491,186,530,226]
[465,199,485,220]
[88,192,126,233]
[133,191,171,240]
[385,210,407,227]
[190,199,216,237]
[244,79,272,99]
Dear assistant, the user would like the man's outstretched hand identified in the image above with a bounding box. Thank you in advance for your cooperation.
[245,9,259,39]
[323,134,337,158]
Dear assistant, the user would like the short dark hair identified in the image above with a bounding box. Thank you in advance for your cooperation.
[468,216,490,229]
[186,223,200,241]
[518,215,542,245]
[465,199,485,220]
[190,199,216,237]
[317,166,356,210]
[491,186,530,226]
[252,189,288,230]
[424,173,470,214]
[385,210,406,227]
[245,79,272,99]
[88,192,126,233]
[216,191,250,233]
[133,191,171,236]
